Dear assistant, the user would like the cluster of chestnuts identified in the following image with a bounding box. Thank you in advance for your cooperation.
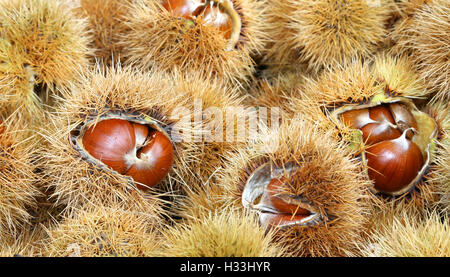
[340,103,424,195]
[81,118,174,191]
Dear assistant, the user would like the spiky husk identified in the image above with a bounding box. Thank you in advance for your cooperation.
[0,227,46,257]
[118,0,267,87]
[361,206,450,257]
[245,79,300,122]
[158,207,286,257]
[0,0,92,119]
[39,64,244,216]
[262,0,390,73]
[213,119,371,257]
[424,101,450,214]
[391,0,450,102]
[290,54,442,210]
[73,0,132,64]
[0,112,41,242]
[387,0,432,43]
[41,205,163,257]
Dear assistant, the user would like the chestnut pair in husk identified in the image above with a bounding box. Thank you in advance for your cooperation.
[338,101,435,195]
[163,0,233,40]
[242,162,322,229]
[76,117,174,191]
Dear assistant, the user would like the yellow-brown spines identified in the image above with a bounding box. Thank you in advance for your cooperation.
[74,0,132,64]
[39,64,244,215]
[118,0,267,86]
[361,207,450,257]
[0,113,40,242]
[425,101,450,214]
[263,0,391,73]
[0,0,92,119]
[217,119,371,257]
[158,208,285,257]
[390,0,450,102]
[42,206,164,257]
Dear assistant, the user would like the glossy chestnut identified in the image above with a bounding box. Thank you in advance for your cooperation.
[125,130,174,190]
[369,105,395,124]
[162,0,202,18]
[340,108,373,129]
[81,118,174,190]
[389,103,418,132]
[366,129,423,194]
[82,119,136,174]
[361,122,401,145]
[194,4,233,39]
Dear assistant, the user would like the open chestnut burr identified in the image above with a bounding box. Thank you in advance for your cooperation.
[337,100,436,196]
[162,0,240,49]
[242,162,322,228]
[75,116,174,191]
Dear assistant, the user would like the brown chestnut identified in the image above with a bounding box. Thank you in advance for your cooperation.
[82,119,174,190]
[389,103,418,132]
[366,129,424,194]
[361,122,401,145]
[162,0,202,18]
[340,108,373,129]
[193,4,233,39]
[368,105,395,125]
[82,119,136,174]
[125,130,174,190]
[267,177,311,216]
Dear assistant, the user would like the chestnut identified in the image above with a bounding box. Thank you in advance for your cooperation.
[389,103,418,132]
[162,0,202,18]
[193,4,233,39]
[366,129,424,194]
[368,105,395,124]
[82,119,136,174]
[267,177,311,216]
[81,118,174,190]
[241,162,321,228]
[340,108,373,129]
[361,122,401,145]
[125,130,174,190]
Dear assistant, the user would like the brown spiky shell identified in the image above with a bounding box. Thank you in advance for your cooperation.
[424,101,450,214]
[361,207,450,257]
[73,0,132,65]
[158,207,286,257]
[41,205,164,257]
[202,119,371,257]
[262,0,391,73]
[117,0,267,87]
[38,64,244,216]
[0,113,41,242]
[390,0,450,102]
[0,0,92,120]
